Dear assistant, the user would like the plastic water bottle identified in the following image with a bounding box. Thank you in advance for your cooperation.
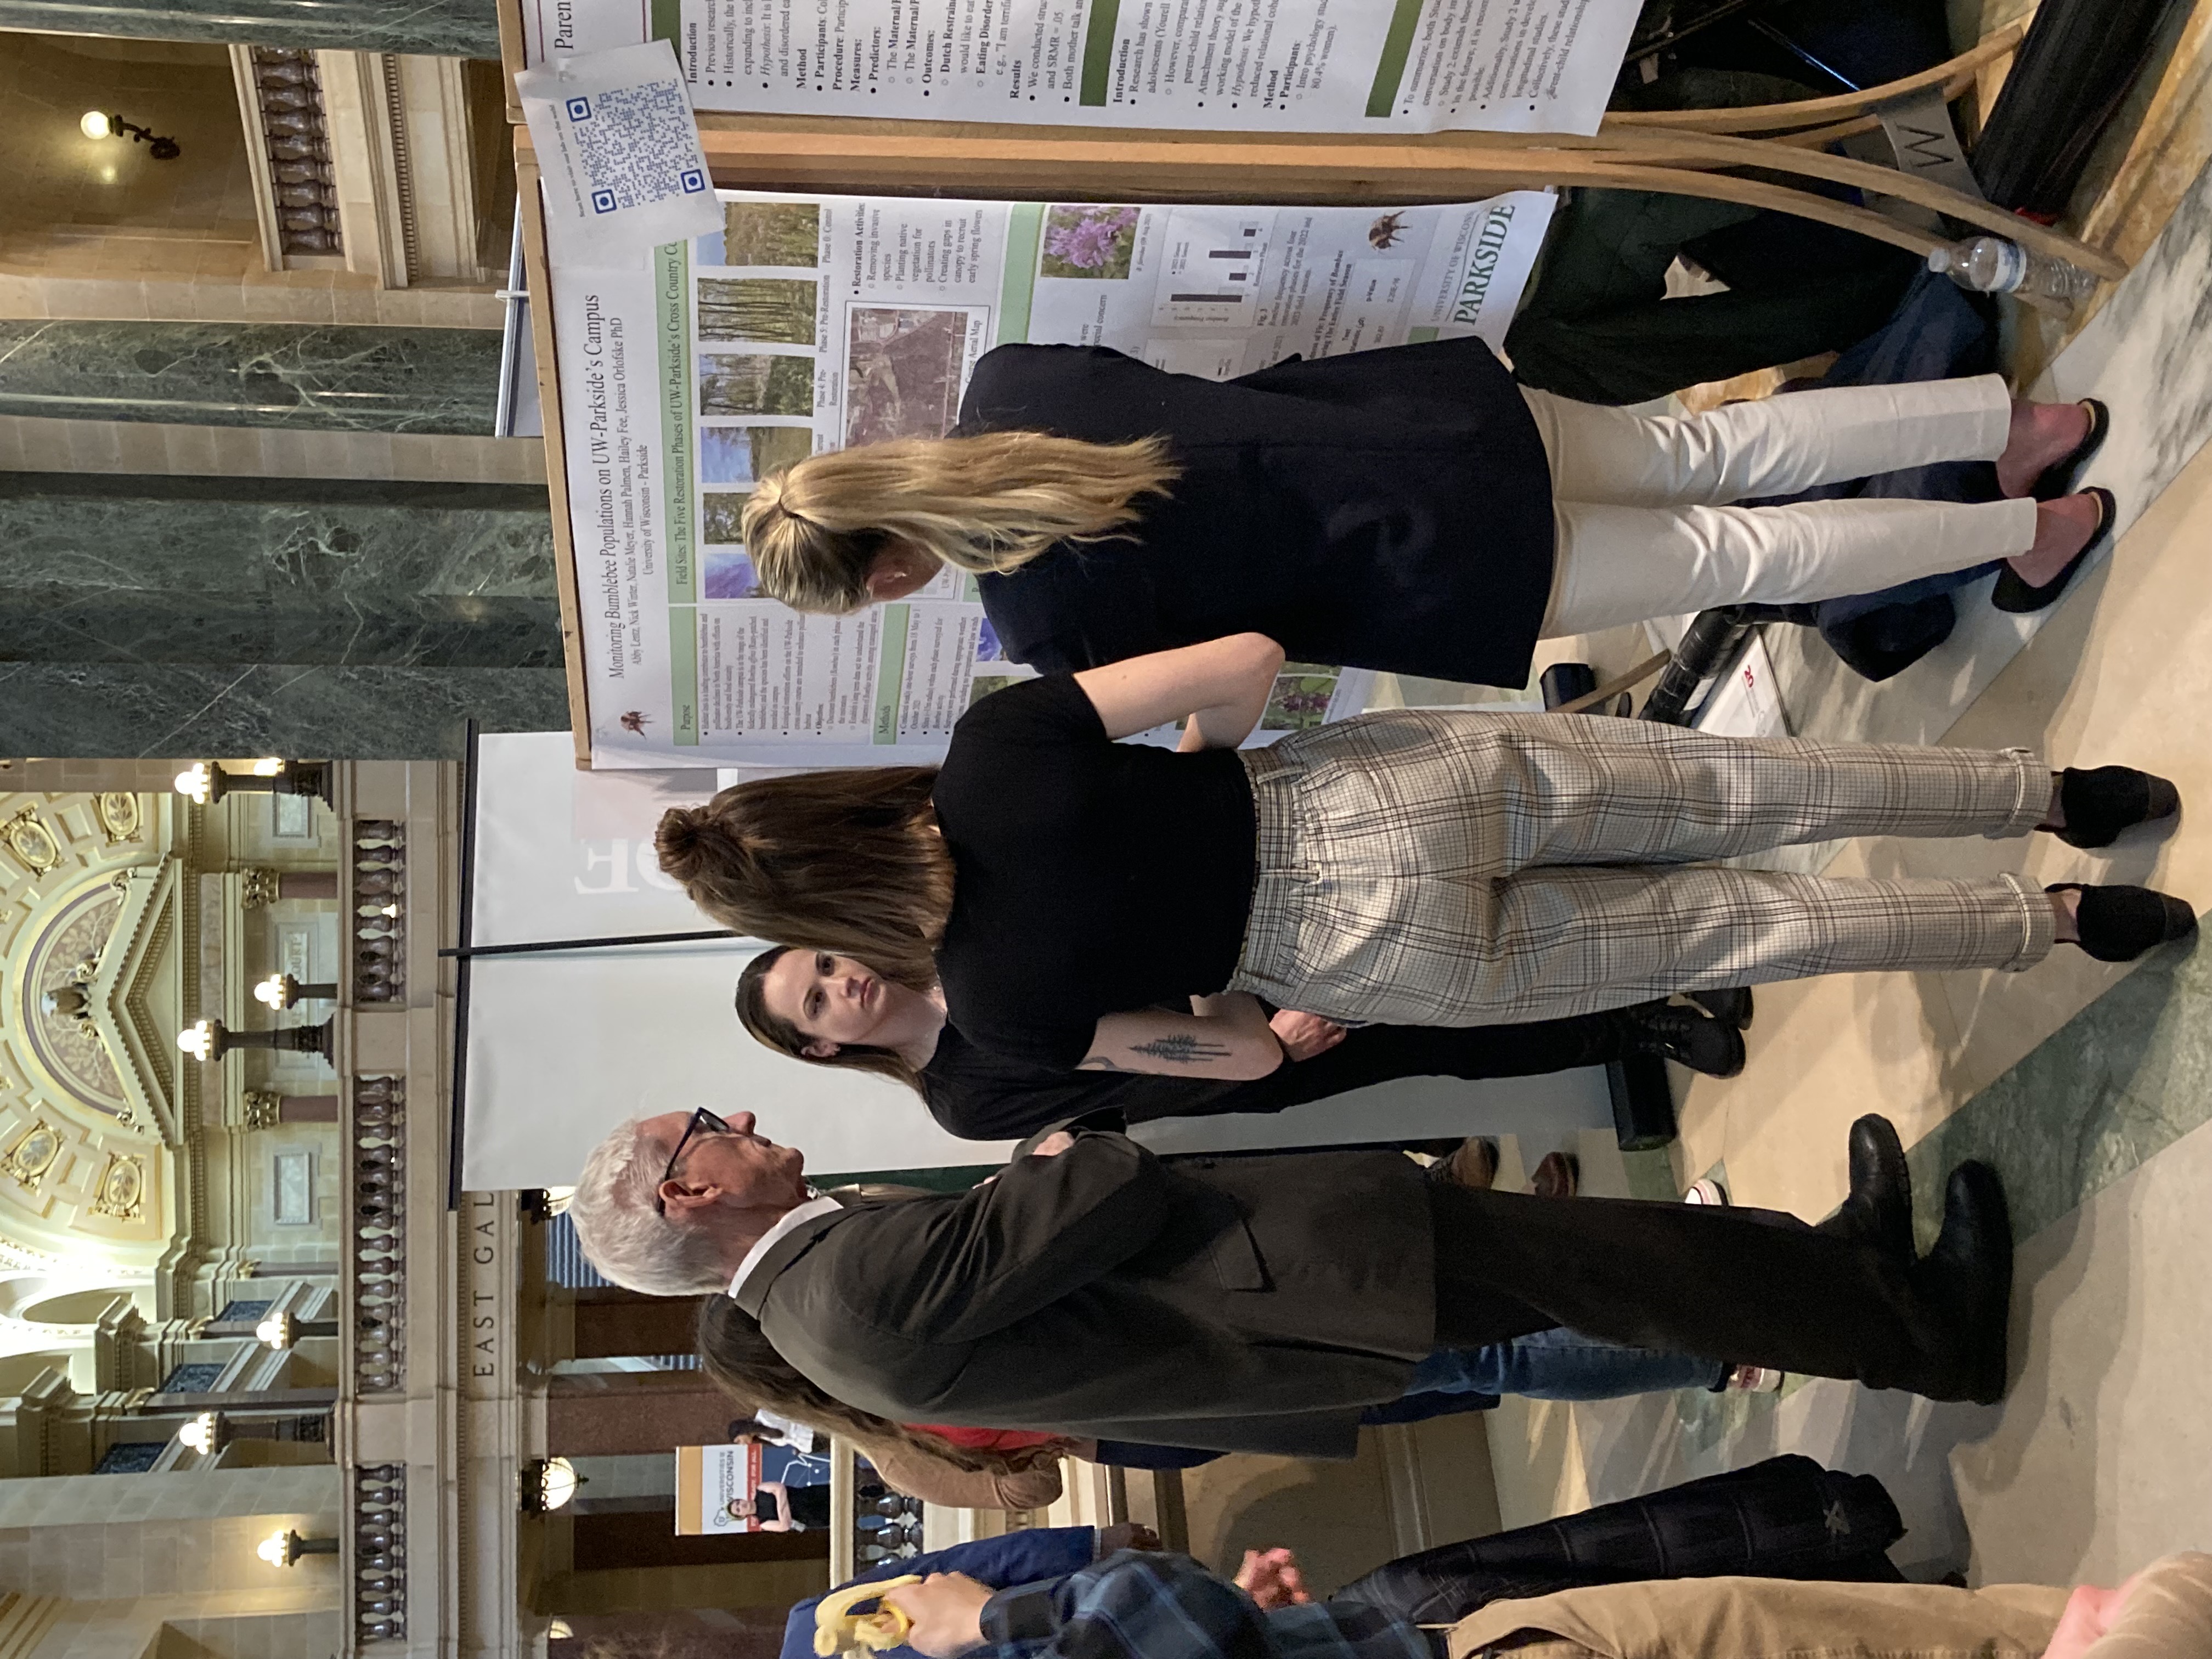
[1927,236,2098,306]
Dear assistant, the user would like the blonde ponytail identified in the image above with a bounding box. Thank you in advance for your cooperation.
[742,431,1177,614]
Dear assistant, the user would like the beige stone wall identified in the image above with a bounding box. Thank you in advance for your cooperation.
[0,269,503,328]
[30,1591,336,1659]
[0,416,544,487]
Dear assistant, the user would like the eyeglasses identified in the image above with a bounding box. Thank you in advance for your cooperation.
[654,1107,731,1214]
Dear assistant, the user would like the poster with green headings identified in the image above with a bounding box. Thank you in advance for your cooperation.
[521,0,1643,137]
[551,187,1550,769]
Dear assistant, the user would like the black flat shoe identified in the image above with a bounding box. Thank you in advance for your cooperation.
[1627,1002,1747,1078]
[2052,765,2181,849]
[1818,1114,1914,1261]
[2050,883,2199,962]
[1688,986,1754,1030]
[1992,487,2115,614]
[1909,1162,2013,1406]
[2032,398,2109,501]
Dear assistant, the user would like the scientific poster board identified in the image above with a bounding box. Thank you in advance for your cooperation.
[518,0,1641,136]
[551,186,1550,769]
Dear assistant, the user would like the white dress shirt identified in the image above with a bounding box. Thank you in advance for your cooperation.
[727,1191,841,1300]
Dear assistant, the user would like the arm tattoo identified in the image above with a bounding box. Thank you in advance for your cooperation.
[1078,1053,1128,1072]
[1127,1034,1232,1065]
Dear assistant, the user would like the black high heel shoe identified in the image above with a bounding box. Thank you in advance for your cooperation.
[2050,765,2181,849]
[2049,883,2198,962]
[1993,487,2115,614]
[2032,398,2109,501]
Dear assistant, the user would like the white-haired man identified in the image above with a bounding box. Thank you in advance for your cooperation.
[568,1110,2013,1453]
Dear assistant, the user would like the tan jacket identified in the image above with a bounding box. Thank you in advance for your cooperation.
[1446,1555,2212,1659]
[857,1435,1072,1512]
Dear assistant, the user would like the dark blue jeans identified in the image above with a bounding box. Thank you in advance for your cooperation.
[1096,1329,1726,1467]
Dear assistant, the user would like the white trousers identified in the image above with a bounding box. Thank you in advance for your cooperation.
[1528,375,2040,636]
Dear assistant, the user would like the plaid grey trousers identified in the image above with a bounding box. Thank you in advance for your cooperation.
[1228,712,2055,1026]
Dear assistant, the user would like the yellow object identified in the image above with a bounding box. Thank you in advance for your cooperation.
[814,1576,923,1658]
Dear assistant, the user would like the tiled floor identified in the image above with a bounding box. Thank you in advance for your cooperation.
[1480,15,2212,1584]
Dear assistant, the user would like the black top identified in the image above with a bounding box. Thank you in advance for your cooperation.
[930,675,1256,1068]
[754,1483,831,1529]
[918,1010,1633,1141]
[958,341,1556,685]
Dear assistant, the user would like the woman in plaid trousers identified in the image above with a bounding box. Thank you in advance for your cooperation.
[656,633,2191,1080]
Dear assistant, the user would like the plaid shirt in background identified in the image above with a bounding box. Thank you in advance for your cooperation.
[978,1551,1443,1659]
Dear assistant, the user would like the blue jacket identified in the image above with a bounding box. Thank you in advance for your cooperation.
[781,1526,1101,1659]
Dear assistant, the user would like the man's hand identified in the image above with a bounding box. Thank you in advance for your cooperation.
[1269,1010,1348,1062]
[881,1573,994,1658]
[1233,1547,1310,1610]
[1031,1131,1077,1158]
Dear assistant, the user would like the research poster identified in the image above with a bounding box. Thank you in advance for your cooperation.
[551,187,1552,768]
[520,0,1641,135]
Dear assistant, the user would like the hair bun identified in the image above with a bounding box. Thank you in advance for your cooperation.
[656,805,709,881]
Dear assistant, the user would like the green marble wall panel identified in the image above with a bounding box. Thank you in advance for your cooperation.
[0,321,500,433]
[0,0,498,55]
[0,662,570,758]
[0,471,560,669]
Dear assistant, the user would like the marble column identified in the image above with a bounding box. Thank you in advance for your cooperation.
[0,472,569,758]
[0,0,499,56]
[0,321,501,434]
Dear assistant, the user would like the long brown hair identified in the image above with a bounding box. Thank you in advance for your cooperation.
[743,431,1178,613]
[737,946,928,1097]
[696,1294,1046,1477]
[657,769,953,991]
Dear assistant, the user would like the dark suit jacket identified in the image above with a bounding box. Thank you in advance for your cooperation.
[958,342,1556,687]
[732,1132,1436,1457]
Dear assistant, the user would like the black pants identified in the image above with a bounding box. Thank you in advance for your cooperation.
[1331,1456,1905,1622]
[1426,1184,1946,1395]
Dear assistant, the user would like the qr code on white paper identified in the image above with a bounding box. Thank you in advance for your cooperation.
[562,80,708,214]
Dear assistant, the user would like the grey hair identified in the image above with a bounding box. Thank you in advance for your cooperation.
[568,1116,732,1295]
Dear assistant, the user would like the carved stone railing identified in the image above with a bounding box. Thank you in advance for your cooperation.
[351,823,405,1005]
[350,1075,404,1395]
[353,1461,408,1645]
[234,46,344,258]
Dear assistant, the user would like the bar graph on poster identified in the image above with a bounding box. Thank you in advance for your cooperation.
[521,0,1641,136]
[551,187,1551,768]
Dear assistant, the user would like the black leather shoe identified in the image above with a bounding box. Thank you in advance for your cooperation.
[1625,1002,1746,1078]
[1991,487,2114,613]
[1688,987,1754,1030]
[1817,1114,1913,1260]
[1909,1162,2013,1406]
[2050,883,2199,962]
[2051,765,2181,849]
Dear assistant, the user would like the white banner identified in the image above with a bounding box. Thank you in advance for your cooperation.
[519,0,1641,136]
[552,187,1548,769]
[459,732,1012,1189]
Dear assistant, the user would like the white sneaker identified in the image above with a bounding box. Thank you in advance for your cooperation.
[1684,1177,1730,1207]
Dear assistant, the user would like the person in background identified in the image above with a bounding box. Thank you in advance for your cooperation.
[782,1526,1160,1659]
[742,342,2118,685]
[733,944,1750,1141]
[658,633,2188,1071]
[719,1315,1785,1509]
[731,1476,832,1531]
[875,1544,2212,1659]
